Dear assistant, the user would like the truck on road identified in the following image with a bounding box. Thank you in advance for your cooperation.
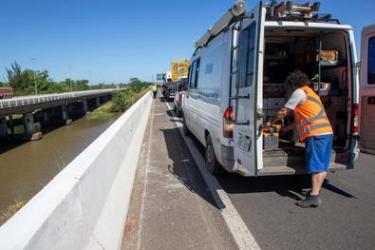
[182,0,359,176]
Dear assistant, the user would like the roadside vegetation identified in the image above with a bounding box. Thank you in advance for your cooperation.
[88,78,151,120]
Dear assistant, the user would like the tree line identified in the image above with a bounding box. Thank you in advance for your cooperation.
[0,62,120,96]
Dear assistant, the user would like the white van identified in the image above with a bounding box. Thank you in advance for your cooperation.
[182,0,359,176]
[360,24,375,154]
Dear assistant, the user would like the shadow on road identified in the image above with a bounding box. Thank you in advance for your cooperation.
[161,127,220,209]
[216,164,356,201]
[163,107,355,207]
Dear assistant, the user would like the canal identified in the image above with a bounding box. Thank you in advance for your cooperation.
[0,112,119,225]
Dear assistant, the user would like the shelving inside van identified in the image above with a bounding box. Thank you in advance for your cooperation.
[261,28,354,174]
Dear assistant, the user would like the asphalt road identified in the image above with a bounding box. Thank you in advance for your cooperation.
[216,153,375,250]
[125,98,375,250]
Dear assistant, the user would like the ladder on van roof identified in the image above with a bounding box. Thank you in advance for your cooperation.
[229,21,251,126]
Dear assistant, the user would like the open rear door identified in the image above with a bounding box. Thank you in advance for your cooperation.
[232,2,265,176]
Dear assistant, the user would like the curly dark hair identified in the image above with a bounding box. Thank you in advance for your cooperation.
[285,70,311,89]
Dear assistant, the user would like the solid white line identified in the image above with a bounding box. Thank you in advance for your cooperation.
[165,102,260,250]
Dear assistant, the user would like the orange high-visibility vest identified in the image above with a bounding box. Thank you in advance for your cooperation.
[294,86,333,142]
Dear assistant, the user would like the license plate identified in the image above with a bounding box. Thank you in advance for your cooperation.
[237,133,251,152]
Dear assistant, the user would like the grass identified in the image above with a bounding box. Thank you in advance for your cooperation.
[87,101,116,120]
[87,88,150,120]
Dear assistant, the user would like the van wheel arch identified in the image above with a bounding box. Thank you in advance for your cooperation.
[205,133,223,175]
[204,130,210,143]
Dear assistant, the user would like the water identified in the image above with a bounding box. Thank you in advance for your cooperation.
[0,114,118,225]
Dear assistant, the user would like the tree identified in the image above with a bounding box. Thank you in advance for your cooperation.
[128,78,146,92]
[6,62,26,90]
[3,62,124,96]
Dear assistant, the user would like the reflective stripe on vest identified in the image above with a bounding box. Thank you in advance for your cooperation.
[295,98,328,130]
[298,122,332,138]
[294,86,332,141]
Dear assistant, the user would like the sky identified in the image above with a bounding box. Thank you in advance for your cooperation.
[0,0,374,84]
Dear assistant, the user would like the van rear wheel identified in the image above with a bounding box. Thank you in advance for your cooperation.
[205,134,223,175]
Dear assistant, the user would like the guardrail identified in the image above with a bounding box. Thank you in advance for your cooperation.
[0,89,116,109]
[0,92,153,249]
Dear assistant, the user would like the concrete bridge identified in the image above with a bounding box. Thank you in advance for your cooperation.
[0,89,115,140]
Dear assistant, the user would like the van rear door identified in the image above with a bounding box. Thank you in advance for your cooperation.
[232,2,265,176]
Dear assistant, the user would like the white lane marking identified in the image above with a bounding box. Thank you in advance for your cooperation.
[165,102,260,250]
[136,101,155,250]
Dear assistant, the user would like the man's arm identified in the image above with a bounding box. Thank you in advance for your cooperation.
[266,107,292,126]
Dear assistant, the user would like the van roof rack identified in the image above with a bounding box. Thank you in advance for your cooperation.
[195,1,341,50]
[195,0,247,49]
[265,1,340,24]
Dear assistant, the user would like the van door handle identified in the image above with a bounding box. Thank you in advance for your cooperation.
[230,94,250,100]
[234,120,249,125]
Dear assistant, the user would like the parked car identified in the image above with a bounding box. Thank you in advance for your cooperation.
[162,83,178,101]
[174,78,188,117]
[182,0,359,176]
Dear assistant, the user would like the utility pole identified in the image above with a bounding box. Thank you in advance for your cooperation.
[33,71,38,95]
[31,58,38,95]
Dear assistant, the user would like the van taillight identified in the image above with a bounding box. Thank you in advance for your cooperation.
[179,91,184,101]
[223,107,234,138]
[352,104,359,135]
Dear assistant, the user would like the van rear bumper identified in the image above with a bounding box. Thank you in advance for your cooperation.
[220,144,235,171]
[258,161,353,176]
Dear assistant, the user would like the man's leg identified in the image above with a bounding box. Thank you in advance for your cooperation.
[296,134,333,208]
[311,171,327,195]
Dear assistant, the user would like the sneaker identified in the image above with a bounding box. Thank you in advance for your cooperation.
[295,193,322,208]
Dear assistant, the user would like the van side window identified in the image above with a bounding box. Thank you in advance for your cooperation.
[368,36,375,84]
[189,58,200,89]
[237,23,256,88]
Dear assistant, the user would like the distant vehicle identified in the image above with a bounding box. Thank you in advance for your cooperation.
[360,24,375,154]
[183,0,359,176]
[174,78,188,117]
[0,87,14,99]
[162,82,178,101]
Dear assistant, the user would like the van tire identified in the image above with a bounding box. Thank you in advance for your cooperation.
[183,114,191,136]
[205,134,223,175]
[176,108,181,117]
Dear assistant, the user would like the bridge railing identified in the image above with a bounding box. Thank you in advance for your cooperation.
[0,92,153,250]
[0,89,116,109]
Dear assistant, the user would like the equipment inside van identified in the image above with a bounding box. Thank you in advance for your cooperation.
[184,0,359,176]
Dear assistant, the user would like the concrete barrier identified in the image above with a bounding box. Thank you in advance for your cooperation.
[0,92,153,250]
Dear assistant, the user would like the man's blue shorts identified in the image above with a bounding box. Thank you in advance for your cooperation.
[305,134,333,174]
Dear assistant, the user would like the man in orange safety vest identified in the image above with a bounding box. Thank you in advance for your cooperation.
[277,71,333,208]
